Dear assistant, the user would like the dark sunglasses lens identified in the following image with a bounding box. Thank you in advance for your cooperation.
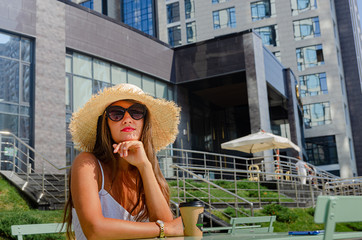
[107,107,125,121]
[128,104,146,120]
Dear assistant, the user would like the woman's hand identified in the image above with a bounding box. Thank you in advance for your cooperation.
[113,140,149,168]
[165,217,184,237]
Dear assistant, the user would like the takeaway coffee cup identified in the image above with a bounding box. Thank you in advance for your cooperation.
[179,201,205,236]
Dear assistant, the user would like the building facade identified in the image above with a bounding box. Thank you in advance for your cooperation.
[0,0,305,176]
[75,0,361,177]
[156,0,359,177]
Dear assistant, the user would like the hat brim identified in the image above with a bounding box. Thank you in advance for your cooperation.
[69,84,181,153]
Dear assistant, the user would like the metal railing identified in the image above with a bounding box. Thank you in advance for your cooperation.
[0,131,69,206]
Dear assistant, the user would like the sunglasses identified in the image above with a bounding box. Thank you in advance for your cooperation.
[105,103,147,121]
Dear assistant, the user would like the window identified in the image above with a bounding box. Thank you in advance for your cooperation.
[250,0,275,21]
[213,7,236,29]
[273,51,281,61]
[80,0,93,9]
[0,31,32,143]
[185,0,195,19]
[186,22,197,43]
[296,44,324,71]
[122,0,155,36]
[168,26,181,47]
[254,25,278,46]
[167,2,180,24]
[291,0,317,15]
[303,102,331,128]
[293,17,320,40]
[305,135,338,166]
[299,73,327,97]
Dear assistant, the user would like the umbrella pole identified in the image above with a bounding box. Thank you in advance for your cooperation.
[276,149,280,170]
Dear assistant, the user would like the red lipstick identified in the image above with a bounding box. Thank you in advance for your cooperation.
[122,127,135,132]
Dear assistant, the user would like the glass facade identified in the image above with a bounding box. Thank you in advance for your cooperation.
[213,7,236,29]
[168,25,182,47]
[0,31,33,143]
[80,0,93,9]
[296,44,324,71]
[303,102,331,128]
[186,22,197,43]
[291,0,317,15]
[299,73,327,97]
[293,17,320,40]
[250,0,275,21]
[254,25,278,46]
[167,2,180,24]
[305,135,338,166]
[185,0,195,19]
[65,51,174,164]
[122,0,155,37]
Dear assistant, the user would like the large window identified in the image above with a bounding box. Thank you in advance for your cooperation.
[80,0,93,9]
[122,0,155,36]
[186,22,197,43]
[0,31,33,143]
[213,7,236,29]
[291,0,317,15]
[168,25,181,47]
[299,73,327,97]
[254,25,278,46]
[167,2,180,24]
[250,0,275,21]
[293,17,320,40]
[185,0,195,19]
[305,135,338,166]
[65,51,174,164]
[303,102,331,128]
[296,44,324,71]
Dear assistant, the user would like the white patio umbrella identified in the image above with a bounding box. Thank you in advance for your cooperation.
[221,130,301,153]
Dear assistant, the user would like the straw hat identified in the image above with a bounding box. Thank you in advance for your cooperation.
[69,83,181,152]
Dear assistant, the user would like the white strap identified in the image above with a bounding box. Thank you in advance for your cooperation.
[97,160,105,190]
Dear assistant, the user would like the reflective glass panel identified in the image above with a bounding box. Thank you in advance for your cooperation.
[128,71,142,88]
[156,81,167,99]
[73,76,92,111]
[21,39,31,62]
[185,0,195,19]
[186,22,197,43]
[19,116,30,139]
[22,64,30,103]
[142,75,155,96]
[93,59,110,83]
[93,80,111,94]
[66,55,72,73]
[111,65,127,84]
[0,113,18,134]
[0,32,19,59]
[0,103,18,113]
[0,58,19,103]
[167,2,180,23]
[73,53,92,78]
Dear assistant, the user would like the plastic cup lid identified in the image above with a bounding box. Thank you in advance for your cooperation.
[179,201,205,208]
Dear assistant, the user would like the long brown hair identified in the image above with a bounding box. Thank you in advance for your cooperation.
[62,100,170,239]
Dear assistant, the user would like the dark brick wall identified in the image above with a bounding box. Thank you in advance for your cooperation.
[334,0,362,175]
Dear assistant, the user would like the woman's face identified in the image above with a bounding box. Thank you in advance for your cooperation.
[106,100,145,143]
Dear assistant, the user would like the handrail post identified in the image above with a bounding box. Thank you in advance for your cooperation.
[183,169,186,202]
[258,177,261,208]
[208,174,212,227]
[204,154,207,177]
[42,164,45,196]
[176,167,180,202]
[295,179,299,207]
[309,178,315,206]
[13,137,16,172]
[219,156,223,179]
[277,178,281,204]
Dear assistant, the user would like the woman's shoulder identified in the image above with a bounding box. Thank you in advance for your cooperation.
[71,152,99,171]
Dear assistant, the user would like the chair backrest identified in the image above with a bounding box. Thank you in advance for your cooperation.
[11,223,66,240]
[314,196,362,240]
[230,215,276,234]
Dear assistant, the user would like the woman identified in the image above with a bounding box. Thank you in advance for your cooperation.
[63,83,183,239]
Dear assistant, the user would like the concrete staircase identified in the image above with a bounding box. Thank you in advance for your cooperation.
[1,171,67,210]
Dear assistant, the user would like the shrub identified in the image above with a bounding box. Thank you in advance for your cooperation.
[262,204,298,223]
